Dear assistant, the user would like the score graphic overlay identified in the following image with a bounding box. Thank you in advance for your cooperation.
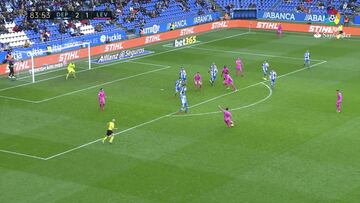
[27,11,113,20]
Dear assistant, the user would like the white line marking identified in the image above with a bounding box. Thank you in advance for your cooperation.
[0,95,38,103]
[254,29,360,41]
[162,41,202,48]
[34,66,172,103]
[278,60,327,78]
[127,61,169,67]
[15,65,88,81]
[170,82,272,117]
[43,60,327,160]
[0,31,251,93]
[190,47,326,62]
[0,149,46,160]
[44,114,173,160]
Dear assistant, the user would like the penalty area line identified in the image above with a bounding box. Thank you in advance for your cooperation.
[0,62,171,104]
[190,47,327,62]
[34,65,172,103]
[170,82,272,117]
[0,53,327,161]
[0,149,47,160]
[43,114,174,160]
[0,95,38,103]
[43,60,328,160]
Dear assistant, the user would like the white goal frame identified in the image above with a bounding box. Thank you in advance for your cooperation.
[15,42,91,83]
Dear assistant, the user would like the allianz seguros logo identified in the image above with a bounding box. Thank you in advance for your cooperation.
[326,8,341,25]
[313,33,322,38]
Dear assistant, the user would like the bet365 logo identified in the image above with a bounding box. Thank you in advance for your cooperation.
[326,9,341,25]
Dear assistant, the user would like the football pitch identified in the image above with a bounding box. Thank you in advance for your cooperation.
[0,28,360,202]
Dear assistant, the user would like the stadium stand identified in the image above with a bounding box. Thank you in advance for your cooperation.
[215,0,360,14]
[215,0,278,12]
[0,0,215,49]
[275,0,360,14]
[0,0,359,50]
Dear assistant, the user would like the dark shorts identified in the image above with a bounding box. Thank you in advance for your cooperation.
[106,130,113,136]
[339,30,343,34]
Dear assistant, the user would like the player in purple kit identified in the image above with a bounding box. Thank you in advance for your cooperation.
[277,23,283,37]
[218,106,234,127]
[235,58,243,77]
[194,72,202,90]
[98,88,106,111]
[336,90,343,113]
[221,65,229,80]
[224,74,237,91]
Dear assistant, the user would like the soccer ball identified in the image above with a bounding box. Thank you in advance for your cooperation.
[230,121,234,127]
[328,14,336,22]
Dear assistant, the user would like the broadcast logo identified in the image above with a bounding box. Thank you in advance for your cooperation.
[326,9,341,25]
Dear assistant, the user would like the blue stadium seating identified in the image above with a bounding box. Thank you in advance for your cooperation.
[0,0,359,48]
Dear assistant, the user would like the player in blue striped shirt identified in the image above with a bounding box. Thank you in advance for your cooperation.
[179,67,187,83]
[209,62,218,86]
[269,70,277,88]
[179,85,188,113]
[262,60,269,80]
[304,50,310,68]
[174,78,182,96]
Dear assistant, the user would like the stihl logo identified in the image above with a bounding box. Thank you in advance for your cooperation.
[5,61,30,73]
[211,21,228,29]
[105,42,124,52]
[309,26,338,34]
[180,28,194,36]
[59,51,80,62]
[256,22,278,29]
[145,35,161,44]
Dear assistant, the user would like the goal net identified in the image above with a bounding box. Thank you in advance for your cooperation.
[7,42,91,83]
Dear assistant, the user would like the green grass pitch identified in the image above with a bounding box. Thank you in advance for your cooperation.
[0,28,360,202]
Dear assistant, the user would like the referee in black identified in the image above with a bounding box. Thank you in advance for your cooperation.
[8,60,15,79]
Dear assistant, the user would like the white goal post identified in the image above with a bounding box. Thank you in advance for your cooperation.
[14,42,91,83]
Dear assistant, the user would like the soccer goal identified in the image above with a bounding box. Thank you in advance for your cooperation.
[12,42,91,83]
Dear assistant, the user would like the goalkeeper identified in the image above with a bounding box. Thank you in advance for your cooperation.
[66,62,76,80]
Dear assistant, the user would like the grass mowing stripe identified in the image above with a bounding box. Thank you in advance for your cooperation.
[191,47,327,62]
[0,65,172,103]
[34,65,172,103]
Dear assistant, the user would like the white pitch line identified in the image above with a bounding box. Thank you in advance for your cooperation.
[127,61,169,67]
[16,65,89,81]
[0,95,38,103]
[162,41,202,48]
[278,60,327,78]
[0,31,251,93]
[0,149,46,160]
[43,60,327,160]
[170,82,272,117]
[254,29,360,41]
[44,114,173,160]
[190,47,326,62]
[34,66,172,103]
